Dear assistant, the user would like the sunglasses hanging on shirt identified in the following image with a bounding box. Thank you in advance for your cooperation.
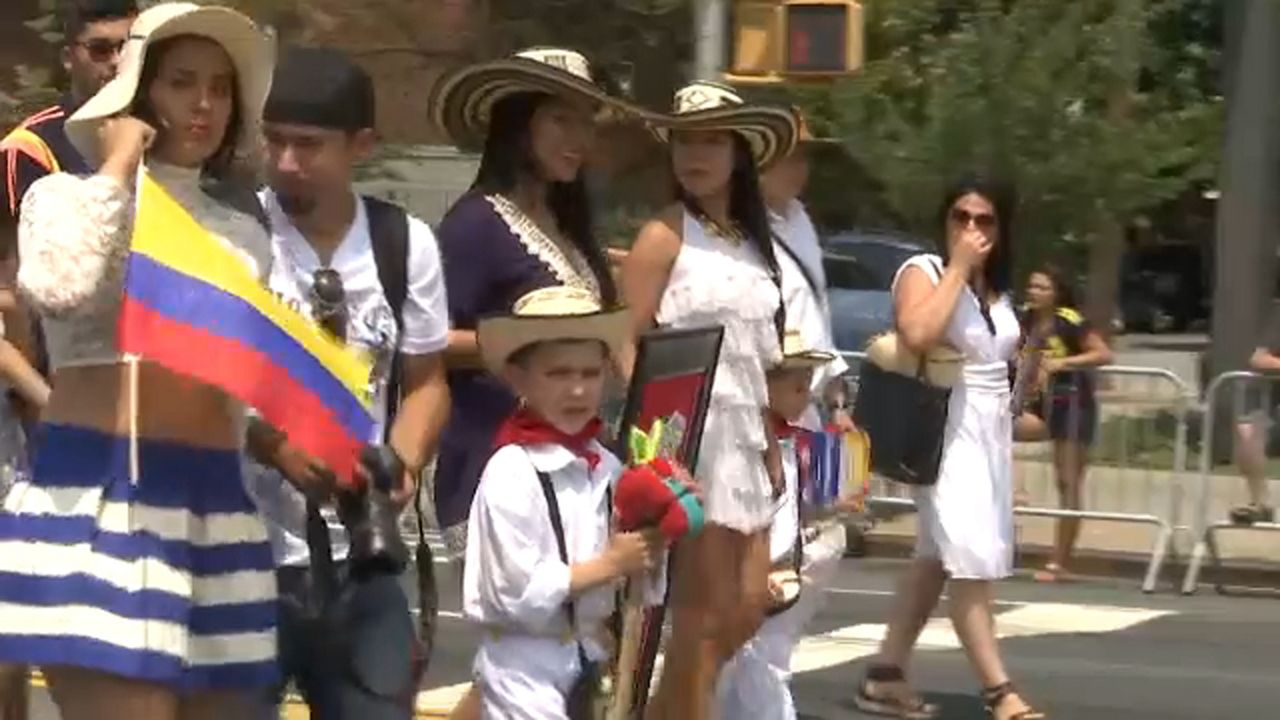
[310,267,348,341]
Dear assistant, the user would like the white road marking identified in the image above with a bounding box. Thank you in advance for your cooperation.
[413,600,1175,712]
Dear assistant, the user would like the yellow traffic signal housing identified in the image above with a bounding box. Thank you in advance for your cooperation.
[728,0,865,84]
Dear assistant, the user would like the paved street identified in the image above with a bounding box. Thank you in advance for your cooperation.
[23,556,1280,718]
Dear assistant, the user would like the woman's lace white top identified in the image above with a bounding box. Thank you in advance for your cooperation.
[16,162,272,369]
[655,210,782,532]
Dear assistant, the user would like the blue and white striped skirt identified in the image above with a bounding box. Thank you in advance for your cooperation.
[0,424,278,691]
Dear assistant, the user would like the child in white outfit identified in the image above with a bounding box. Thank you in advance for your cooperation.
[464,286,666,719]
[717,331,854,719]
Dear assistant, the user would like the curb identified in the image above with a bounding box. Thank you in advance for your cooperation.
[858,531,1280,592]
[27,671,454,719]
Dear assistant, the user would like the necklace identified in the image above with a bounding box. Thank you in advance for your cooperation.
[698,216,746,246]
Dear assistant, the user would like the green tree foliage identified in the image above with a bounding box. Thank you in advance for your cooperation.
[798,0,1222,275]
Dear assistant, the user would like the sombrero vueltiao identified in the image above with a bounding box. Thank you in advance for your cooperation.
[64,2,275,168]
[775,329,837,371]
[431,47,657,150]
[652,81,798,169]
[477,286,629,377]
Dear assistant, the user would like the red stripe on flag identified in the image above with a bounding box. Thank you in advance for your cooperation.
[120,298,365,483]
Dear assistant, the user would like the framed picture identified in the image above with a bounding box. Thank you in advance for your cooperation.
[610,325,723,719]
[612,325,723,469]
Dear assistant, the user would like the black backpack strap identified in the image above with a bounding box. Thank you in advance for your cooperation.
[535,470,591,670]
[364,195,410,432]
[774,233,821,298]
[363,195,427,548]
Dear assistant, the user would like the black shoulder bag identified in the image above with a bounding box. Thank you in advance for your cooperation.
[535,470,607,720]
[853,259,952,486]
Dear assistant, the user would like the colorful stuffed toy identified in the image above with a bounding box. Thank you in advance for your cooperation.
[613,420,704,542]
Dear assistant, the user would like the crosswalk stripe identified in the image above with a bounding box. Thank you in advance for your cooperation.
[28,599,1175,717]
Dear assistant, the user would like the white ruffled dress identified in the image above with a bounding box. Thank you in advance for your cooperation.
[656,211,782,533]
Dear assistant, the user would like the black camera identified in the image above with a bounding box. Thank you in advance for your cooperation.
[337,445,411,579]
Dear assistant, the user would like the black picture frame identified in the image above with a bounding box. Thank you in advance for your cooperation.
[612,324,723,718]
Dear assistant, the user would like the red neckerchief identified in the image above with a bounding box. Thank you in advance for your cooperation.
[493,407,603,470]
[769,410,800,440]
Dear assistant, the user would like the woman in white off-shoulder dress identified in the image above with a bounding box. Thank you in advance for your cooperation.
[854,175,1046,720]
[622,81,797,720]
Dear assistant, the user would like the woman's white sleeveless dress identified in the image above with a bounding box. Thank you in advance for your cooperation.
[656,211,782,533]
[893,254,1021,579]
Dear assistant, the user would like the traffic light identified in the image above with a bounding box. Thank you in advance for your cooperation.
[728,0,864,83]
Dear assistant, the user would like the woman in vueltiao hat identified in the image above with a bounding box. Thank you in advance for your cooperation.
[0,3,277,718]
[429,46,653,561]
[621,80,797,720]
[428,48,650,719]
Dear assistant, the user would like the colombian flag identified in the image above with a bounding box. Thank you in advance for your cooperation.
[118,172,374,482]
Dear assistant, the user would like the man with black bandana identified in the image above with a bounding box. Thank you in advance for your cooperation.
[242,46,451,719]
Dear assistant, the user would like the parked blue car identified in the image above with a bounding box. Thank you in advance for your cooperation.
[823,231,930,353]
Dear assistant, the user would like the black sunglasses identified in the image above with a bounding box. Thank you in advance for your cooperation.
[949,207,997,230]
[74,38,126,62]
[310,268,346,307]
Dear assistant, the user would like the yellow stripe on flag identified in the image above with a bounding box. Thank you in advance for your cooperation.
[129,172,373,407]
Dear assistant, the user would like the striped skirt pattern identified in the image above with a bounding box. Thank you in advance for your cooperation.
[0,424,278,691]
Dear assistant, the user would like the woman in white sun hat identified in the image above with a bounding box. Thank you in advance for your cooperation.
[0,3,277,718]
[622,80,797,720]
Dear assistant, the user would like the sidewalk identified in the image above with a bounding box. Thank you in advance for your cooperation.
[862,457,1280,589]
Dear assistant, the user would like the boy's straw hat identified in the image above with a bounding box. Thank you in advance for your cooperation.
[477,286,628,376]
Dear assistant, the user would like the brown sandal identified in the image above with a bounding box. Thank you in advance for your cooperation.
[983,682,1046,719]
[853,665,939,719]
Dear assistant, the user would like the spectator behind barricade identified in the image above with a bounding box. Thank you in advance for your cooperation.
[762,108,854,433]
[1228,316,1280,524]
[463,285,666,719]
[1012,264,1113,582]
[241,46,452,719]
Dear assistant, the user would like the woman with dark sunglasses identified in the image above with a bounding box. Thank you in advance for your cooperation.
[853,174,1046,720]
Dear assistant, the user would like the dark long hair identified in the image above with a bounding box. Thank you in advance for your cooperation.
[469,92,618,306]
[1032,261,1078,309]
[937,172,1016,295]
[672,132,784,339]
[132,35,243,182]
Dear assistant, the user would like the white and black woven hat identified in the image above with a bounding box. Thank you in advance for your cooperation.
[431,47,655,149]
[652,80,799,169]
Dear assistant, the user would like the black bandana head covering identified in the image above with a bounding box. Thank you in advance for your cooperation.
[264,45,375,131]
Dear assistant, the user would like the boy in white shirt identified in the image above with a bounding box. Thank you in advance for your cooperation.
[466,285,666,719]
[717,331,854,720]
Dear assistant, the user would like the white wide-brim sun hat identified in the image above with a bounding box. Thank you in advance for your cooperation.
[652,80,798,169]
[65,1,275,169]
[477,286,629,378]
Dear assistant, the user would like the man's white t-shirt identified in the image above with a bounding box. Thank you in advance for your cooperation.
[243,189,450,567]
[772,206,847,431]
[771,198,828,297]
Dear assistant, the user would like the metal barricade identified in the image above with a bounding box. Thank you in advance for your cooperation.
[1013,366,1192,593]
[842,352,1193,593]
[1181,371,1280,594]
